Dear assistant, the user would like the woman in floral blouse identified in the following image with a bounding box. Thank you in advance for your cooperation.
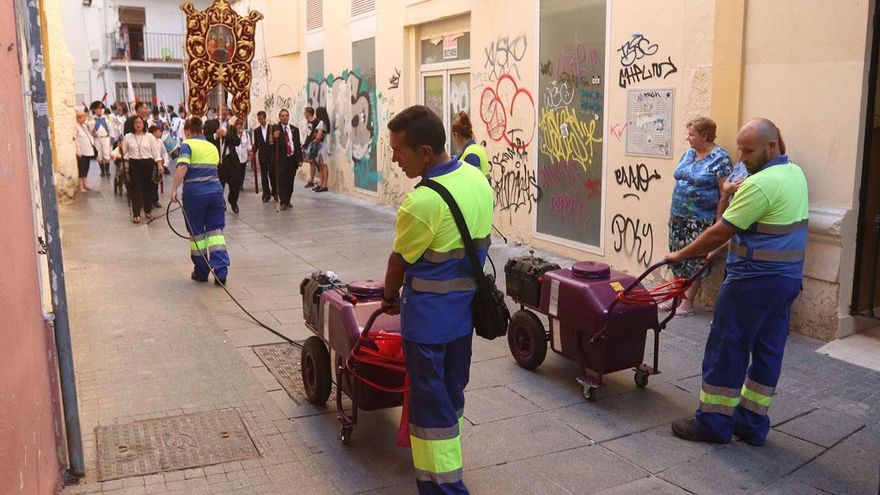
[664,117,733,316]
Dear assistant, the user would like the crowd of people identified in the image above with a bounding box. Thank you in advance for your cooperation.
[73,100,343,218]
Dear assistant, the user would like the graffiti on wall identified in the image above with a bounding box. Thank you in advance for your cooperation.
[479,74,536,151]
[484,34,528,82]
[388,67,401,91]
[614,163,661,199]
[538,107,603,173]
[305,70,379,191]
[617,34,677,88]
[611,214,654,267]
[487,138,541,222]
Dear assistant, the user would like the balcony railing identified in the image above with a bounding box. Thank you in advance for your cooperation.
[107,31,185,63]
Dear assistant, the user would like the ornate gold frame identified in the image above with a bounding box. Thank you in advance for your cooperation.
[180,0,263,118]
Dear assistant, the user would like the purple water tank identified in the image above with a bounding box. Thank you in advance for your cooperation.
[348,280,384,300]
[572,261,611,280]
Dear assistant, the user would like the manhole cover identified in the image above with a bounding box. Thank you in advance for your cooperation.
[252,342,336,404]
[96,409,259,481]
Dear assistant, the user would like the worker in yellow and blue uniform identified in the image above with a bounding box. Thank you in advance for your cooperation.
[665,118,808,446]
[170,117,230,285]
[382,106,493,494]
[451,111,490,178]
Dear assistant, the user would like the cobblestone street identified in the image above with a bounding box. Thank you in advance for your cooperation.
[59,170,880,494]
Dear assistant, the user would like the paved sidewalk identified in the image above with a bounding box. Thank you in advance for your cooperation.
[60,169,879,494]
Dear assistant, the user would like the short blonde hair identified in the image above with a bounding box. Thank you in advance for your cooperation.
[687,117,717,143]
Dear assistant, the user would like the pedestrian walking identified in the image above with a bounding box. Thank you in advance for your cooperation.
[381,105,494,494]
[121,116,163,223]
[310,107,331,193]
[205,104,243,214]
[90,101,113,178]
[235,119,251,196]
[451,111,490,178]
[252,110,275,202]
[170,117,230,285]
[267,108,302,210]
[303,107,318,189]
[74,111,96,193]
[666,118,809,447]
[661,117,734,317]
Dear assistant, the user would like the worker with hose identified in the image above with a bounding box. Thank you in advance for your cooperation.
[664,118,808,446]
[381,106,493,494]
[170,117,230,285]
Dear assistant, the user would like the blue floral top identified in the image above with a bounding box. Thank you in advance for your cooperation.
[670,145,733,220]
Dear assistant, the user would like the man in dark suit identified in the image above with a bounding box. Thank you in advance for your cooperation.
[252,110,275,202]
[205,104,243,213]
[267,108,302,211]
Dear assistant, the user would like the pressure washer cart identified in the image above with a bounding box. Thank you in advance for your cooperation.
[504,254,708,400]
[300,272,406,444]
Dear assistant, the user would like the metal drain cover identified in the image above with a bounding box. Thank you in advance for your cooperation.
[252,342,336,404]
[96,409,259,481]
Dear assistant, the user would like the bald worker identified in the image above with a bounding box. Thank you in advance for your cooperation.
[665,118,809,446]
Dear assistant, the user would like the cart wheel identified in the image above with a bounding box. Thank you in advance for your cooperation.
[301,336,332,405]
[507,310,548,370]
[340,426,353,445]
[634,370,649,389]
[582,385,596,401]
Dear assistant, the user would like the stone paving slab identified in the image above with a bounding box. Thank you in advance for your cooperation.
[659,431,825,494]
[463,385,543,424]
[551,383,697,443]
[603,425,726,474]
[594,476,691,495]
[779,423,880,495]
[775,407,865,448]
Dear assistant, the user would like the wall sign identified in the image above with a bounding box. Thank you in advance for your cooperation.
[625,88,674,159]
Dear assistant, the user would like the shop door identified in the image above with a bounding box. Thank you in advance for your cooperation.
[421,70,471,156]
[853,4,880,316]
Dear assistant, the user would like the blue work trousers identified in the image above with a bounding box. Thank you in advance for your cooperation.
[403,333,472,495]
[694,275,802,444]
[182,191,229,281]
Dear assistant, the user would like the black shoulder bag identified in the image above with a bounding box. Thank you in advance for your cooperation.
[418,180,510,340]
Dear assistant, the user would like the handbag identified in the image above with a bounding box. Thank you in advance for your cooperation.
[417,180,510,340]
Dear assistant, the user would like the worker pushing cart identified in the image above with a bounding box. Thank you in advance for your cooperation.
[382,106,494,495]
[665,118,808,446]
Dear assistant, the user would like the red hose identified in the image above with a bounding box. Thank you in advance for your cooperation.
[344,331,408,394]
[617,277,692,305]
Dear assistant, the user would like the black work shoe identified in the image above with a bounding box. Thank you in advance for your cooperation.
[262,196,270,203]
[214,278,226,287]
[304,181,315,188]
[191,271,208,283]
[231,203,239,214]
[671,418,729,444]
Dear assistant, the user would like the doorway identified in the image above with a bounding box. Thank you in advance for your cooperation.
[853,3,880,317]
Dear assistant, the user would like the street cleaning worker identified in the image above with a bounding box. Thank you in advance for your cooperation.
[665,118,808,446]
[382,105,493,494]
[170,117,230,285]
[451,111,490,178]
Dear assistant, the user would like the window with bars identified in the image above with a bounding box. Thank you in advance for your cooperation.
[351,0,375,17]
[307,0,323,31]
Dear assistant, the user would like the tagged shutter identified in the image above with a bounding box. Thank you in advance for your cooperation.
[307,0,324,31]
[351,0,375,17]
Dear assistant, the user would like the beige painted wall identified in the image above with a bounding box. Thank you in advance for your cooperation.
[42,0,79,200]
[247,0,870,340]
[740,0,871,339]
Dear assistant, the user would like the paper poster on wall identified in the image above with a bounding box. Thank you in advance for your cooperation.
[442,37,458,60]
[625,89,674,159]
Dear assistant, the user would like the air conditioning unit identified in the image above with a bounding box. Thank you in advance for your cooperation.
[90,49,99,62]
[83,0,92,5]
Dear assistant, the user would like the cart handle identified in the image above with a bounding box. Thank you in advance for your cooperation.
[351,306,396,356]
[590,256,713,345]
